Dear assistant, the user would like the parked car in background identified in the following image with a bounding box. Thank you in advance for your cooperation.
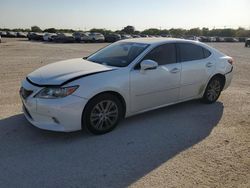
[73,32,92,43]
[201,36,222,42]
[6,31,17,38]
[120,34,132,40]
[88,33,105,42]
[20,38,233,134]
[105,33,121,42]
[132,35,141,38]
[184,35,199,41]
[224,37,232,42]
[208,37,216,42]
[215,37,225,42]
[43,33,57,41]
[238,37,246,42]
[50,34,58,42]
[27,32,44,41]
[173,35,184,39]
[161,34,172,38]
[196,37,201,41]
[0,31,7,37]
[0,35,1,43]
[233,38,239,42]
[140,34,148,38]
[245,38,250,47]
[17,32,27,38]
[53,33,75,43]
[224,37,238,42]
[199,36,209,42]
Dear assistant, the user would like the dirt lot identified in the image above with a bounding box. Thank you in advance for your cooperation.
[0,38,249,188]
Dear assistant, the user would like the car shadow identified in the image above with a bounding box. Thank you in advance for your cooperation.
[0,100,223,188]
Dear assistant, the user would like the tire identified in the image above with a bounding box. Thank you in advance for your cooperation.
[82,93,123,135]
[202,77,223,104]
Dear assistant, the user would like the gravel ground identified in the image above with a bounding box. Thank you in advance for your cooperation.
[0,38,249,188]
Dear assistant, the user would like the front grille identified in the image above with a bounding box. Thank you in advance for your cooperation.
[20,87,33,99]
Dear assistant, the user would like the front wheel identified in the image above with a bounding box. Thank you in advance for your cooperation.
[82,94,123,135]
[202,77,223,104]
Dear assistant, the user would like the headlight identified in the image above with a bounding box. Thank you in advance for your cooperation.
[35,86,79,99]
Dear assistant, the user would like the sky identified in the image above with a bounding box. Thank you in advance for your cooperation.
[0,0,250,31]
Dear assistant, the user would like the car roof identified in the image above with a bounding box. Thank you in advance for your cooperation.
[120,37,200,45]
[119,37,218,54]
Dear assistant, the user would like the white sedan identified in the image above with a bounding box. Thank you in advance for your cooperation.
[20,38,233,134]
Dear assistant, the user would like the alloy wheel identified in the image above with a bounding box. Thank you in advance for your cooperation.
[90,100,119,131]
[206,79,221,101]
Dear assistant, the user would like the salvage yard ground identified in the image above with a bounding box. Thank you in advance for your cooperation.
[0,38,249,187]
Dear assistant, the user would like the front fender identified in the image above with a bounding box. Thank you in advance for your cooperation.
[67,69,130,114]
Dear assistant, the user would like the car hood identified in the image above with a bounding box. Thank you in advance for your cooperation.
[27,58,115,86]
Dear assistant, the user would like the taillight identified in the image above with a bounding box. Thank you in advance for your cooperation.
[228,58,234,65]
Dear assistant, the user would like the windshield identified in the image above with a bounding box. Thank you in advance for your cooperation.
[87,42,149,67]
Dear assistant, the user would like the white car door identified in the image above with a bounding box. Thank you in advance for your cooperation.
[177,43,215,100]
[130,43,181,112]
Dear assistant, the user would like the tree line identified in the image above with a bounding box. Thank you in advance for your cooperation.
[1,25,250,37]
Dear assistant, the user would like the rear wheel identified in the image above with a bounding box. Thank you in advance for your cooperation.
[82,94,123,135]
[202,77,223,104]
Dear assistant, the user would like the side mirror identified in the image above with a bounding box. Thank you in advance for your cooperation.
[140,60,158,72]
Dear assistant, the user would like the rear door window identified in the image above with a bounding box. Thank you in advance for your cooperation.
[177,43,204,62]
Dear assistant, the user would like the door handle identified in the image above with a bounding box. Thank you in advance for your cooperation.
[170,68,180,73]
[206,62,213,67]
